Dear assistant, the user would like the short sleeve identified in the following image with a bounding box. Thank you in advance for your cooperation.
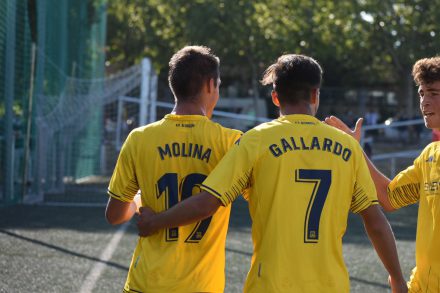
[350,143,379,213]
[387,157,421,209]
[107,132,139,202]
[201,130,259,206]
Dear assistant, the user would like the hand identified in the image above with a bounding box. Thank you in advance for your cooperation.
[389,275,408,293]
[137,206,157,237]
[324,116,363,143]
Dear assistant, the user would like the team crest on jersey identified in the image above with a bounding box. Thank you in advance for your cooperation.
[426,155,436,163]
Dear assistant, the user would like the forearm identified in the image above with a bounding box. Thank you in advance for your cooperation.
[118,202,137,223]
[149,191,221,232]
[363,151,394,211]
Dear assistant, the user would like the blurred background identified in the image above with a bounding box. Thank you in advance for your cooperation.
[1,0,438,205]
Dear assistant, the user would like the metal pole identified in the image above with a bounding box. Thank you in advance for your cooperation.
[22,43,37,199]
[3,0,17,203]
[391,158,396,178]
[149,73,158,123]
[116,97,123,150]
[34,0,47,198]
[140,58,151,126]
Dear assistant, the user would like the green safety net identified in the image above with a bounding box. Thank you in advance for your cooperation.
[0,0,107,203]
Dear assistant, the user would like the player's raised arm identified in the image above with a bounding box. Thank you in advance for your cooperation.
[325,115,395,211]
[137,191,222,236]
[359,205,407,293]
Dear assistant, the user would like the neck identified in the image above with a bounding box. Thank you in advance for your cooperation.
[172,100,208,116]
[279,102,315,117]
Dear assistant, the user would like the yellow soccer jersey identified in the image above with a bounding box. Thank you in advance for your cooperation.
[108,114,241,293]
[388,142,440,292]
[201,114,378,293]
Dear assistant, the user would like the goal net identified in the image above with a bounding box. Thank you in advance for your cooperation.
[28,54,158,204]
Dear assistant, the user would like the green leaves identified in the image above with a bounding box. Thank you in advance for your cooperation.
[106,0,440,91]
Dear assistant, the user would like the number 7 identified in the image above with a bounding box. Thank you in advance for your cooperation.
[295,169,331,243]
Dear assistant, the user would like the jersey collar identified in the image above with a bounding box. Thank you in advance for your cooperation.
[164,114,209,121]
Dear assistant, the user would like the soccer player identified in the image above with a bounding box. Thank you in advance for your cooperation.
[325,56,440,292]
[137,54,408,292]
[105,46,242,292]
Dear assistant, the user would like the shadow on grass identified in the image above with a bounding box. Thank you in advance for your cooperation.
[0,228,129,271]
[1,186,417,242]
[349,276,388,289]
[0,204,112,232]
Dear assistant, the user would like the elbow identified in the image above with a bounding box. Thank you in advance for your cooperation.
[378,193,396,213]
[105,214,118,226]
[194,193,221,220]
[381,205,396,213]
[379,199,396,213]
[199,204,219,219]
[105,209,123,226]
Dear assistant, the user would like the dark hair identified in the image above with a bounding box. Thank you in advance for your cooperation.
[412,57,440,86]
[261,54,323,105]
[168,46,220,101]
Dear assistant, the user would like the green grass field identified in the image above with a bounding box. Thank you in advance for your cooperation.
[0,188,416,293]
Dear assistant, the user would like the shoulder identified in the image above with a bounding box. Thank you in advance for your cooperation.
[207,120,243,138]
[416,141,440,162]
[421,141,440,154]
[129,120,165,136]
[234,124,266,147]
[122,121,166,148]
[253,119,281,132]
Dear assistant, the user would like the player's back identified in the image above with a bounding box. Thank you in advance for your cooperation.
[243,114,376,293]
[110,114,241,293]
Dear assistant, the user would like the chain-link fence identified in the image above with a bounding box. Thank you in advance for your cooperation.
[1,0,108,204]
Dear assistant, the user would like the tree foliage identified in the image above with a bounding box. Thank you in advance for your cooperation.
[106,0,440,105]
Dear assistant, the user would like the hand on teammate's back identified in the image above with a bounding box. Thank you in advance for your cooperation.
[324,116,363,143]
[137,206,157,236]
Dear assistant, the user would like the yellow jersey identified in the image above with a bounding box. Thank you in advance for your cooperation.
[108,114,242,293]
[388,142,440,293]
[201,114,378,293]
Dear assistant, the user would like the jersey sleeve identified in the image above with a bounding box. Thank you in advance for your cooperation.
[387,156,421,209]
[107,132,139,202]
[201,130,259,206]
[350,143,379,213]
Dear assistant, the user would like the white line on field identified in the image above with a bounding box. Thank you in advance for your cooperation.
[79,222,130,293]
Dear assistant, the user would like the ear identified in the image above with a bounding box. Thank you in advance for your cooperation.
[310,88,319,105]
[207,78,215,94]
[272,90,280,107]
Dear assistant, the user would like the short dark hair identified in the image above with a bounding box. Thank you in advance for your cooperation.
[168,46,220,101]
[412,57,440,86]
[261,54,323,105]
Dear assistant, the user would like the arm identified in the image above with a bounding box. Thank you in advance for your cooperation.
[105,192,142,225]
[362,152,394,211]
[137,191,222,236]
[324,116,395,211]
[359,205,407,292]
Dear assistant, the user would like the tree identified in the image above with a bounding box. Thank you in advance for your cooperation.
[106,0,440,117]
